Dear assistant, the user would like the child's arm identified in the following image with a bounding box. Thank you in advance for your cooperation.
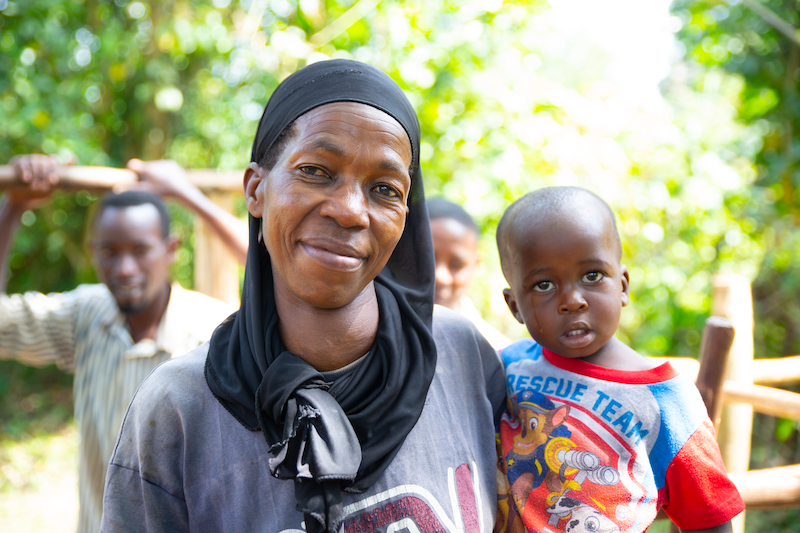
[681,521,732,533]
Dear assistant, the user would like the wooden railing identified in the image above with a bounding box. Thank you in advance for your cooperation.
[651,275,800,532]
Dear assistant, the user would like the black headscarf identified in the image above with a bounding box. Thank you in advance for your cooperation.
[205,59,437,533]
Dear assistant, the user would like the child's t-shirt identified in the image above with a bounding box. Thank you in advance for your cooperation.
[497,339,744,533]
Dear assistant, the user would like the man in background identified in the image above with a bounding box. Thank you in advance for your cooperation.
[0,155,247,533]
[427,197,510,350]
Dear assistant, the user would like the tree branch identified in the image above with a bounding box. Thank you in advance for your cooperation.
[741,0,800,47]
[310,0,381,47]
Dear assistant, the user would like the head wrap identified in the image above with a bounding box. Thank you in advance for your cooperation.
[205,59,437,533]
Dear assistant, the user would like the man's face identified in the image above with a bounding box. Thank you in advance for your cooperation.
[430,217,478,310]
[245,102,413,310]
[502,207,629,360]
[91,204,176,315]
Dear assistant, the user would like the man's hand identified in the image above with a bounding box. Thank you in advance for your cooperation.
[125,159,199,203]
[2,153,72,290]
[8,154,61,209]
[124,158,249,265]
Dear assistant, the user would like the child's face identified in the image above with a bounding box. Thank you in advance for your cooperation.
[503,208,629,360]
[431,217,479,310]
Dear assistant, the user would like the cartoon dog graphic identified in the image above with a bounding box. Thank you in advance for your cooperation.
[497,390,627,533]
[505,390,571,493]
[546,493,621,533]
[496,390,572,533]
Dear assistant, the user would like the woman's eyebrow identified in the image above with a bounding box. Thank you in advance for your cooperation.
[308,139,346,157]
[379,160,407,174]
[308,138,408,175]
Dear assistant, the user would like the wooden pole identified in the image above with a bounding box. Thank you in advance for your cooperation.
[752,355,800,385]
[193,191,240,306]
[728,464,800,510]
[711,274,754,533]
[0,165,138,191]
[723,381,800,420]
[0,165,244,193]
[695,317,735,431]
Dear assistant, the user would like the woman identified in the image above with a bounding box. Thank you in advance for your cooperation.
[101,59,505,533]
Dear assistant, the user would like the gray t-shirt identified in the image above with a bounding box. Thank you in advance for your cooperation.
[101,306,505,533]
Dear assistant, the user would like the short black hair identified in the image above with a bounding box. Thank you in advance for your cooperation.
[427,197,479,235]
[94,190,171,238]
[497,186,621,277]
[258,122,298,171]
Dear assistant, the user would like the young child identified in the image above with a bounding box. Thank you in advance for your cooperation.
[494,187,743,533]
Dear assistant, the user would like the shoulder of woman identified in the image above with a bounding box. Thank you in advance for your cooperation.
[432,304,497,361]
[109,344,214,497]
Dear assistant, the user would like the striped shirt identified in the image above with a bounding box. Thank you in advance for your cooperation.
[0,283,235,533]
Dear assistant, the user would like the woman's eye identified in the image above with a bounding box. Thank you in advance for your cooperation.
[533,281,554,293]
[583,272,604,283]
[299,166,327,177]
[374,184,400,198]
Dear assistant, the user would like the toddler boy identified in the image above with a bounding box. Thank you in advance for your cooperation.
[494,187,743,533]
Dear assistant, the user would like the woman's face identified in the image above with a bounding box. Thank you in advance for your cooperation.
[246,102,413,309]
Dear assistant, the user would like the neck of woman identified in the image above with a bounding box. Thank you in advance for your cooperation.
[274,282,380,372]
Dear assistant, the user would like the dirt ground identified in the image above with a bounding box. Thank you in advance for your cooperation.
[0,424,79,533]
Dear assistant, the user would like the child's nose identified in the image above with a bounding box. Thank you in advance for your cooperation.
[559,289,588,313]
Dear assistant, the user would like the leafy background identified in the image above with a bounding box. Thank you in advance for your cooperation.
[1,0,799,530]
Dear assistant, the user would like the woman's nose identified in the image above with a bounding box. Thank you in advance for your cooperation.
[320,182,370,229]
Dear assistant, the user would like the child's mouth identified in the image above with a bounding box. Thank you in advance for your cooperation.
[561,327,595,349]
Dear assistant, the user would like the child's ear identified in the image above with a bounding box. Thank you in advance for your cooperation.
[620,265,630,307]
[503,288,525,324]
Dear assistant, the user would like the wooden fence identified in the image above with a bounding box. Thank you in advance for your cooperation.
[652,274,800,532]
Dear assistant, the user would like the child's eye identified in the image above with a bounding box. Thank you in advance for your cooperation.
[533,281,555,293]
[583,272,604,283]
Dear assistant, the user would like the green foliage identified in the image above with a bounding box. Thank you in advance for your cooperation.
[672,0,800,360]
[673,1,800,529]
[0,1,776,408]
[2,0,755,355]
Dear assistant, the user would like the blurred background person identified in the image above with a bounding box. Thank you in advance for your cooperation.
[0,154,246,533]
[428,197,510,350]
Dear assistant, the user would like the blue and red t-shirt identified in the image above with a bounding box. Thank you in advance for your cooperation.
[497,339,744,533]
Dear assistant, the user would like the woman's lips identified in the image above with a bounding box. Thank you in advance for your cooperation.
[301,241,364,271]
[560,326,596,349]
